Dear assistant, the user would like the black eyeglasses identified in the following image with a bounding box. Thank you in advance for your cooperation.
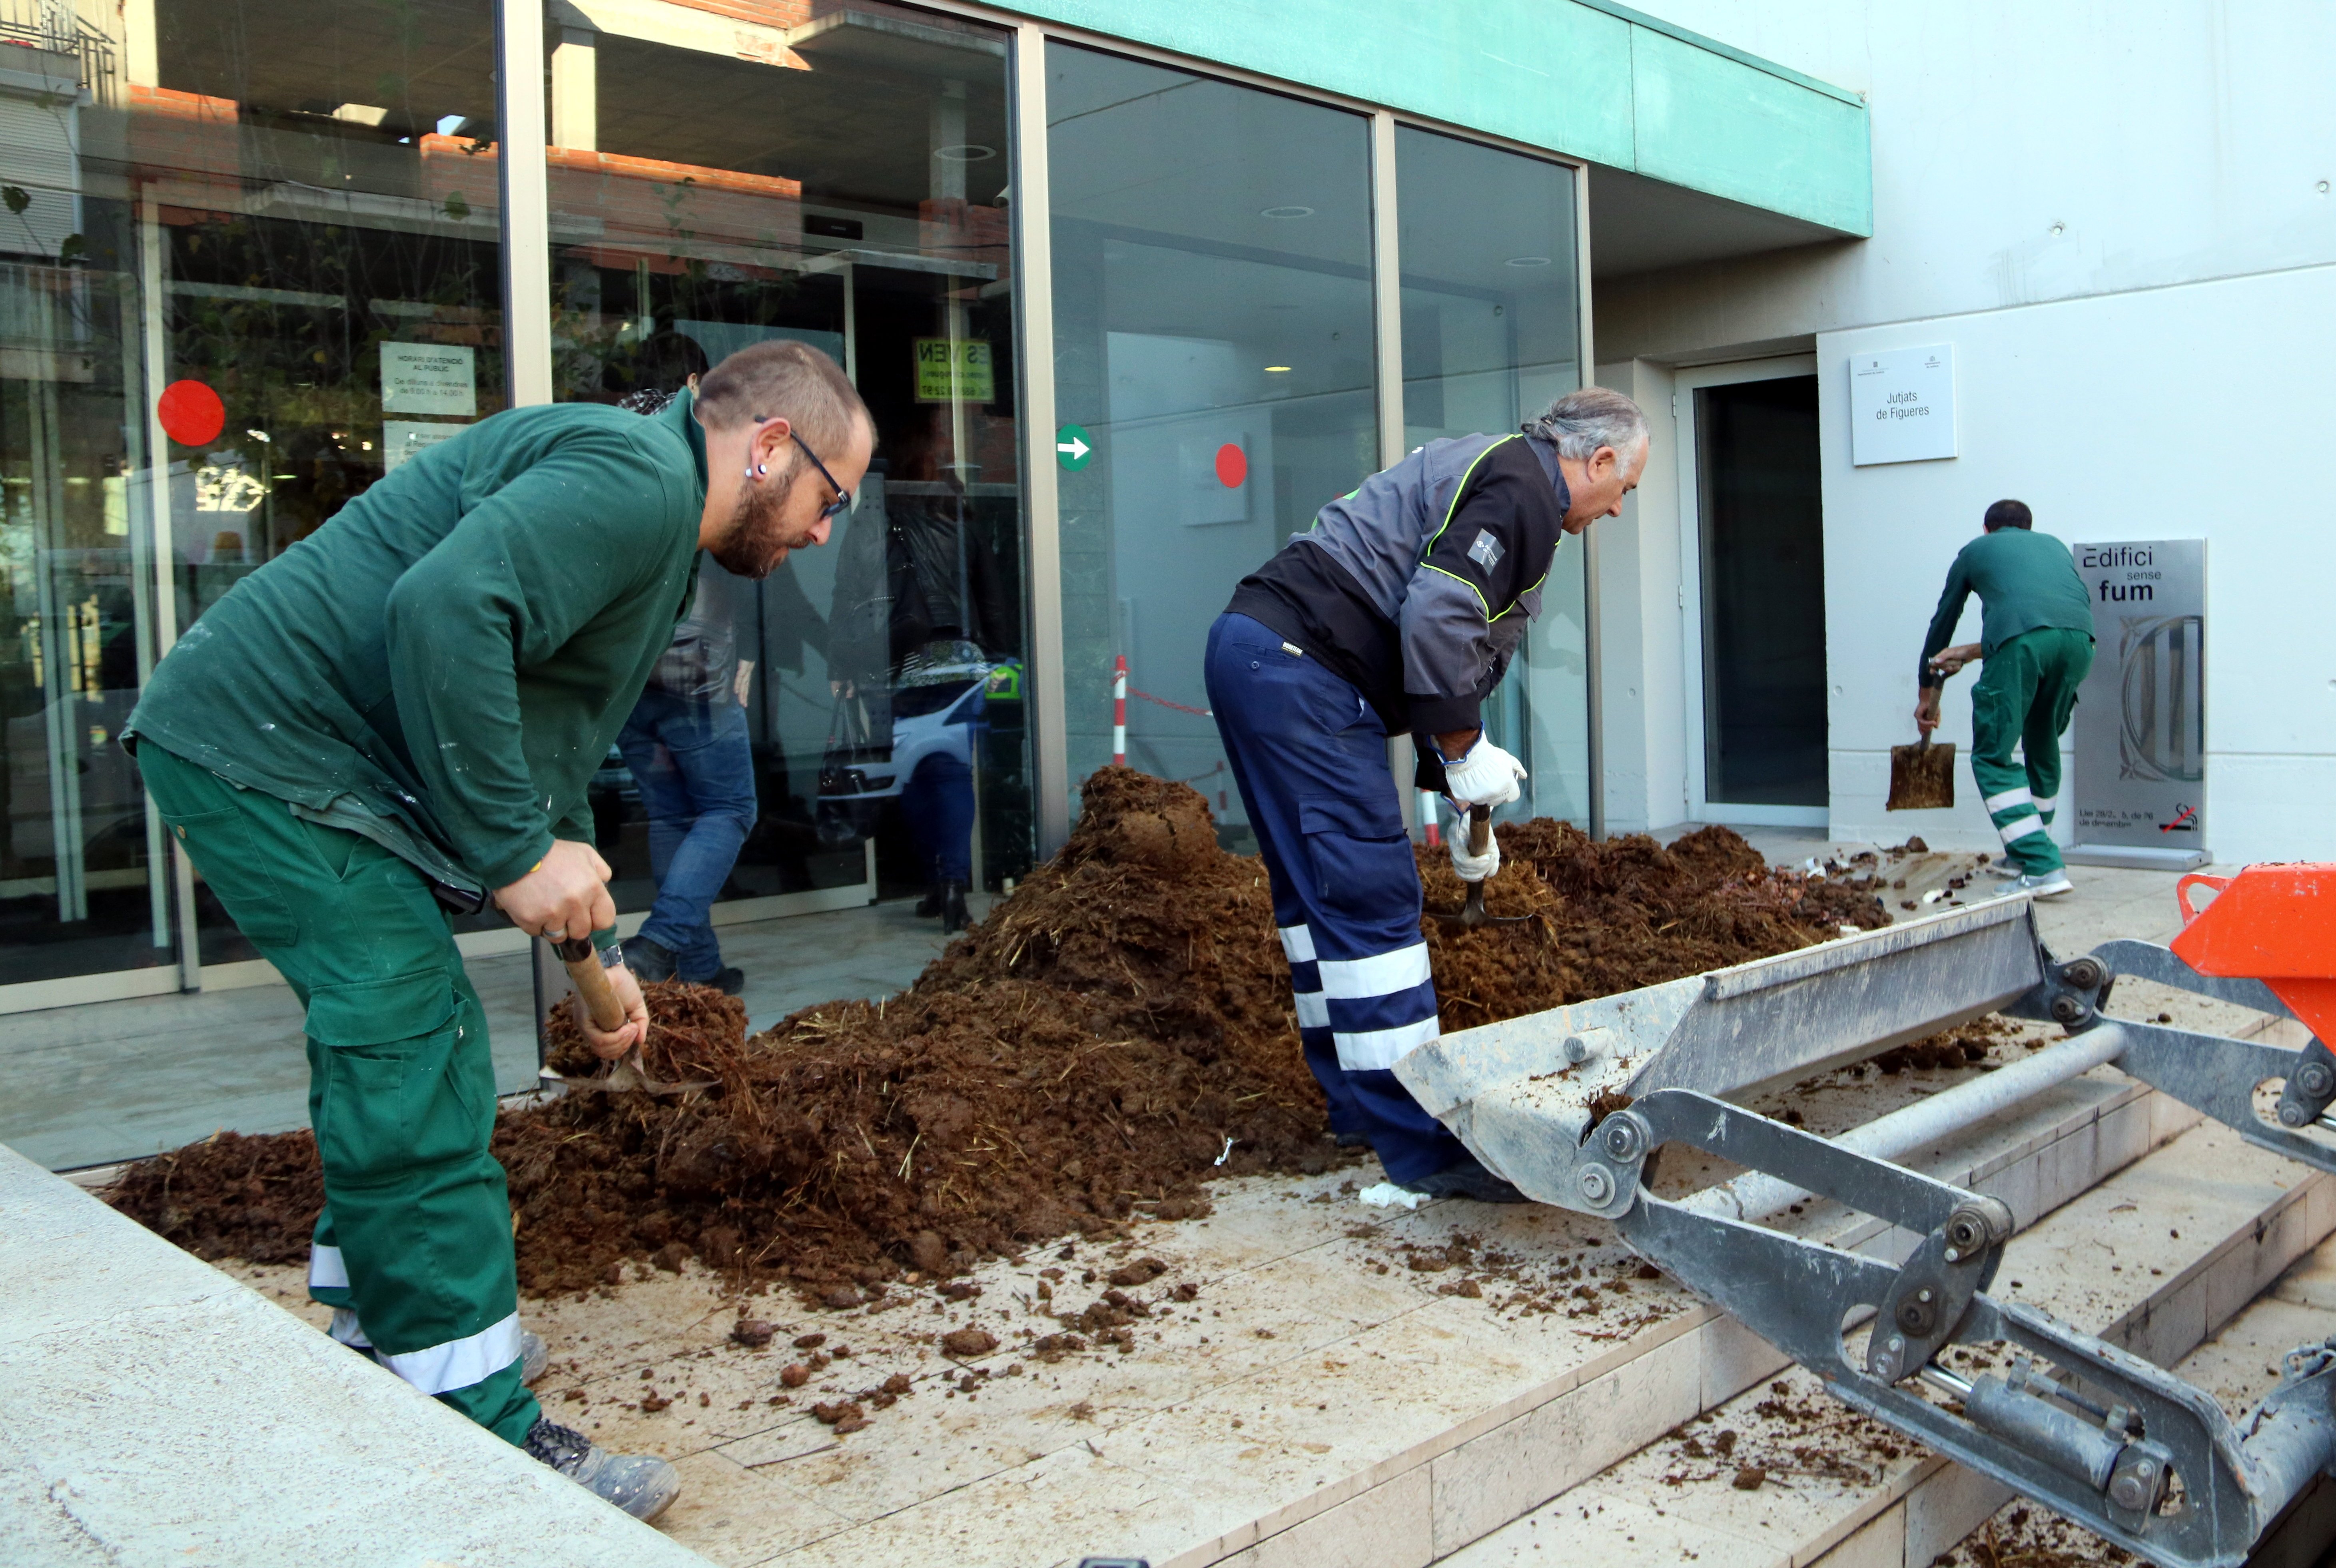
[756,418,854,521]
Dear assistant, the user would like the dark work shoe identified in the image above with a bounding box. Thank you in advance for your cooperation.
[1334,1131,1372,1150]
[940,881,970,934]
[524,1417,680,1521]
[1407,1158,1530,1205]
[710,965,745,997]
[914,881,944,917]
[623,936,678,984]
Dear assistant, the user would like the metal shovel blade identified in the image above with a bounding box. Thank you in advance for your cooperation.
[1430,803,1532,928]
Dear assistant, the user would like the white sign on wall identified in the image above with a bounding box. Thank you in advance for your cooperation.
[381,341,477,416]
[1849,343,1957,465]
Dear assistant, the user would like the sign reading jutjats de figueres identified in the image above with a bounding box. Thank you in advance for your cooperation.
[2073,539,2206,850]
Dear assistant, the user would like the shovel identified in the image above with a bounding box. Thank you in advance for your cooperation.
[545,935,717,1096]
[1887,734,1956,811]
[1430,803,1533,929]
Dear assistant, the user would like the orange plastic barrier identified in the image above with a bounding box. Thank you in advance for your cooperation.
[2170,865,2336,1041]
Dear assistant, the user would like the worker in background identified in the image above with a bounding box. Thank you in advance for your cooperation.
[1205,388,1650,1202]
[1914,497,2097,899]
[123,341,873,1520]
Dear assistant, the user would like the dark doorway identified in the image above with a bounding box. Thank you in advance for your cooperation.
[1696,376,1827,807]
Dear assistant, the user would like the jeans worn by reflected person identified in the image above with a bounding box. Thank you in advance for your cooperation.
[616,687,758,991]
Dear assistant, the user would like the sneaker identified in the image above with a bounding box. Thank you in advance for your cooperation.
[524,1417,681,1521]
[1983,859,2023,880]
[2019,871,2074,899]
[623,935,678,984]
[1406,1158,1529,1204]
[939,882,971,934]
[521,1329,548,1385]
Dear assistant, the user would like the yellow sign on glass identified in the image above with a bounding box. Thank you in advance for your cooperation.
[914,337,993,403]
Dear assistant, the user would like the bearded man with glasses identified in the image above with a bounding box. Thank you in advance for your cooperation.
[123,339,872,1519]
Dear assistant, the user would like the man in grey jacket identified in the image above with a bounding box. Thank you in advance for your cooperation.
[1205,388,1649,1200]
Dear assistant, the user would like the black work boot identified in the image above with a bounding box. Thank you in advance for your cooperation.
[939,881,970,934]
[1406,1156,1529,1204]
[524,1417,681,1521]
[710,965,745,996]
[622,935,677,983]
[914,881,944,917]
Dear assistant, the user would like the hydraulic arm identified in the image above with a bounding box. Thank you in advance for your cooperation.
[1395,867,2336,1568]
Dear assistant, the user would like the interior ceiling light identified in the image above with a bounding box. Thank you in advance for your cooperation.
[935,143,996,162]
[1264,365,1293,373]
[1504,255,1553,267]
[1259,205,1313,219]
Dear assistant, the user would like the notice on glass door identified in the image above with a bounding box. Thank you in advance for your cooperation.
[384,420,467,471]
[381,341,477,416]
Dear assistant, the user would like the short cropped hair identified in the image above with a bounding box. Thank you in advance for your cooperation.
[1984,499,2033,532]
[1528,387,1650,465]
[694,339,871,456]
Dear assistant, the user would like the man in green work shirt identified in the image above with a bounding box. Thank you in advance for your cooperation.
[1914,498,2097,899]
[124,341,872,1518]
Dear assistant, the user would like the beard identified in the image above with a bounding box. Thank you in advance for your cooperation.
[705,464,824,580]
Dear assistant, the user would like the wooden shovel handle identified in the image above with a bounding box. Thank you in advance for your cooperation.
[1468,802,1493,858]
[554,936,628,1032]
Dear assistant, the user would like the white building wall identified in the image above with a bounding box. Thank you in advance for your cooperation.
[1593,0,2336,862]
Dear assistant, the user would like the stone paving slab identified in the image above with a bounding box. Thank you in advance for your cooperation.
[0,1141,713,1568]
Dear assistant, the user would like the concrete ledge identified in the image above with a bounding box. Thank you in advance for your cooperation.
[0,1141,712,1568]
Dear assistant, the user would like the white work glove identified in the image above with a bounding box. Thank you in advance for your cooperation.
[1440,737,1526,809]
[1449,817,1501,884]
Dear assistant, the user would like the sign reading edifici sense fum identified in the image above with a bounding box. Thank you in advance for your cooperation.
[2073,539,2205,850]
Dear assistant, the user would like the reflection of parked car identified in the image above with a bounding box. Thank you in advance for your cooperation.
[816,657,1011,845]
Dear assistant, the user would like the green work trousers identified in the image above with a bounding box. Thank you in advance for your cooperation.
[1970,627,2095,875]
[137,744,540,1446]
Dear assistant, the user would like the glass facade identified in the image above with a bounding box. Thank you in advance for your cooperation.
[538,0,1027,908]
[1046,42,1376,845]
[0,1,1591,1011]
[1393,127,1586,825]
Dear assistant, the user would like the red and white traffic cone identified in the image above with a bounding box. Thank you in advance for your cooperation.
[1112,655,1127,767]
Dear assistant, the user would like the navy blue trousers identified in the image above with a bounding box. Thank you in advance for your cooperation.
[1204,612,1469,1184]
[903,750,976,885]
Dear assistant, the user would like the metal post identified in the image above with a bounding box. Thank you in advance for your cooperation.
[1576,163,1604,839]
[1011,21,1069,854]
[496,0,554,408]
[1369,110,1415,833]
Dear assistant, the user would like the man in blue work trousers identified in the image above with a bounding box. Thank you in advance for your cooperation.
[1205,387,1650,1201]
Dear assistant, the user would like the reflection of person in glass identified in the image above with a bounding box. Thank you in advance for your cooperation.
[121,342,872,1520]
[616,549,758,994]
[829,422,1013,932]
[1205,388,1648,1203]
[611,335,758,995]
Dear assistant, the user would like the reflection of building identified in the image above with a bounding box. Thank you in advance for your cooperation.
[6,0,1890,1048]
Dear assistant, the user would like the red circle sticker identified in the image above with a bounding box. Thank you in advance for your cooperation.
[157,380,226,446]
[1214,442,1247,488]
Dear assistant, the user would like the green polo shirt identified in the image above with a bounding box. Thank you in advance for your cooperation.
[127,393,708,897]
[1917,526,2095,686]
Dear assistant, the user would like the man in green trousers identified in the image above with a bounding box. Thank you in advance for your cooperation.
[1914,498,2097,899]
[125,341,872,1518]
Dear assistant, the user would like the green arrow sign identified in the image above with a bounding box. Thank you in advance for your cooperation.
[1055,423,1093,471]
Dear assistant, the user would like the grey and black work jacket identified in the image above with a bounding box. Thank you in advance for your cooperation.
[1227,430,1570,786]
